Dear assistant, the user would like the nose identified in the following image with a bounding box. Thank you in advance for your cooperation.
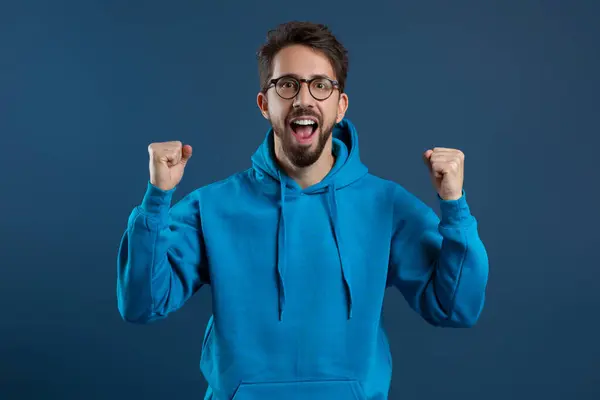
[292,81,315,108]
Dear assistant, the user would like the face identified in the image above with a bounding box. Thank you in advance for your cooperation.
[257,44,349,168]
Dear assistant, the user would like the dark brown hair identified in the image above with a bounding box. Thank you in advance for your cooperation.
[256,21,349,94]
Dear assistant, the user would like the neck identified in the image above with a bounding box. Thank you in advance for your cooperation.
[275,140,335,189]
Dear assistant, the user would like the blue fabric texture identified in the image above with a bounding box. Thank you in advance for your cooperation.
[117,118,489,400]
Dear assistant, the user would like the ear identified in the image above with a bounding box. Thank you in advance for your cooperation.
[335,92,349,124]
[257,91,270,120]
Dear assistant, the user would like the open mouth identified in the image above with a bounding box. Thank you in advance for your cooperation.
[289,118,319,143]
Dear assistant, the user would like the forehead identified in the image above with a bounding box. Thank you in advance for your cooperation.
[271,44,336,79]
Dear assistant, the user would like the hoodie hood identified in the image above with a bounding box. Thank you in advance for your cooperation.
[250,118,368,320]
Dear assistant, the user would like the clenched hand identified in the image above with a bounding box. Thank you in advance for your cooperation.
[148,141,192,191]
[423,147,465,201]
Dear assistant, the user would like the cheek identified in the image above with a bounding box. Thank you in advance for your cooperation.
[322,102,340,123]
[267,102,288,122]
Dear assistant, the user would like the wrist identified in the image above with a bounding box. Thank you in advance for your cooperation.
[140,181,175,215]
[438,190,473,226]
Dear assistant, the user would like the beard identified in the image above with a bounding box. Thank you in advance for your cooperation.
[270,109,335,168]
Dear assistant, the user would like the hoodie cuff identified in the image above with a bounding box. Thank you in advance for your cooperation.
[438,190,473,226]
[140,181,175,216]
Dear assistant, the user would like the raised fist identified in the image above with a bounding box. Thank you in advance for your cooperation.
[423,147,464,201]
[148,141,192,191]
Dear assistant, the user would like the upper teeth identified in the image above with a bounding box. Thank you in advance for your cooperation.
[293,119,316,125]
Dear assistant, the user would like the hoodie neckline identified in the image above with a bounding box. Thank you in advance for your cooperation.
[276,136,348,193]
[251,118,368,192]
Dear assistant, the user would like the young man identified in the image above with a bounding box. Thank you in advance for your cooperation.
[117,21,489,400]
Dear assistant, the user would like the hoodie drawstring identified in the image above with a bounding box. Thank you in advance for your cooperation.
[276,177,287,321]
[327,183,353,320]
[274,178,353,321]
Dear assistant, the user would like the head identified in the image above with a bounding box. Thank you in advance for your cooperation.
[256,21,349,169]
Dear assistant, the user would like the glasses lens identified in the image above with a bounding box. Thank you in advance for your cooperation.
[310,78,333,100]
[276,77,299,99]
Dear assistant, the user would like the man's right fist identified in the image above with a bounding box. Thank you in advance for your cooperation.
[148,141,192,191]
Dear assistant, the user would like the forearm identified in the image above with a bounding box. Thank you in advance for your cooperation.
[427,215,489,327]
[391,190,489,328]
[116,208,171,323]
[116,183,206,324]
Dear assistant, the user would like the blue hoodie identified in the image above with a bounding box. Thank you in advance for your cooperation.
[117,118,489,400]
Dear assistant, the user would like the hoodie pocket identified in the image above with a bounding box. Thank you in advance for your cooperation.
[231,379,366,400]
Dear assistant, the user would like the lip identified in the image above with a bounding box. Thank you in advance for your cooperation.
[289,116,319,124]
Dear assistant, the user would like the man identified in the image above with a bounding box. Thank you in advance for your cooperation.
[117,21,489,400]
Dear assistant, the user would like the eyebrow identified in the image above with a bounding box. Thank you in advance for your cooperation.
[277,73,335,81]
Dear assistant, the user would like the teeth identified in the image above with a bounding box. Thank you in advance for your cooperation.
[292,119,316,125]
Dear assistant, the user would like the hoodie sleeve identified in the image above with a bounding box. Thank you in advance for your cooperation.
[116,181,209,324]
[388,185,489,328]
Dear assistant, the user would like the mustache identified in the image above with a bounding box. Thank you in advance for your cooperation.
[286,108,321,123]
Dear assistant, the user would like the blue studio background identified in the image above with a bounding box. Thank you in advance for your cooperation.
[1,1,598,399]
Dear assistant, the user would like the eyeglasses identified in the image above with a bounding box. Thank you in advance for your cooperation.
[266,75,340,101]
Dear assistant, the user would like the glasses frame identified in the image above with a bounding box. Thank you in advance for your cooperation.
[265,75,340,101]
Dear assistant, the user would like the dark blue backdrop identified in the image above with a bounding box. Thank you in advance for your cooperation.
[2,1,598,399]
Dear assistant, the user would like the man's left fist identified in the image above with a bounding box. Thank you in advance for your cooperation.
[423,147,465,201]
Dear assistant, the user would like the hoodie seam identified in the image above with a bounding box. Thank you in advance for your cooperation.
[129,209,158,321]
[148,215,159,318]
[444,228,469,321]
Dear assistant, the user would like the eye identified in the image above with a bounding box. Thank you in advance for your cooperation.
[278,78,298,90]
[312,79,331,91]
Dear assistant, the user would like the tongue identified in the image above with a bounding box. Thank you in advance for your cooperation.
[294,125,313,138]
